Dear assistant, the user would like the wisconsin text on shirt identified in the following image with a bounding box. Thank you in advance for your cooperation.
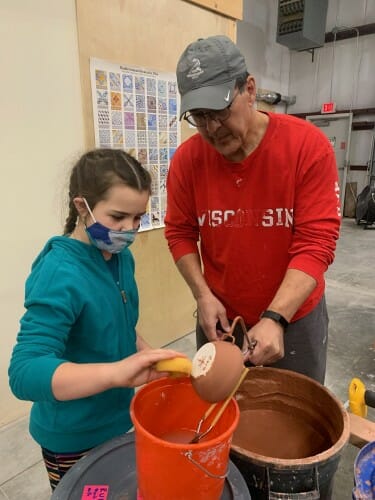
[198,208,294,228]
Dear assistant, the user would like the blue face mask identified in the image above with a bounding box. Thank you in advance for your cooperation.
[83,198,138,254]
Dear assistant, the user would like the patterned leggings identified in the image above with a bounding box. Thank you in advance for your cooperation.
[41,447,91,490]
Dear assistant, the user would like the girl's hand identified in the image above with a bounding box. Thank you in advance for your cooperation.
[52,350,188,400]
[112,349,187,388]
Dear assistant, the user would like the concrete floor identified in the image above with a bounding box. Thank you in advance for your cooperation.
[0,217,373,499]
[324,217,375,499]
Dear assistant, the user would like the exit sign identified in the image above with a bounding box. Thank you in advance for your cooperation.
[321,102,336,114]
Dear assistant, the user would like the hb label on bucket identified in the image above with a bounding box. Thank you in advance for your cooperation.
[81,485,109,499]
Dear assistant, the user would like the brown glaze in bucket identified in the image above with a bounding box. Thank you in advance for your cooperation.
[230,368,350,499]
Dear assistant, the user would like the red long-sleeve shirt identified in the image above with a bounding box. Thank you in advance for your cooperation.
[165,112,341,324]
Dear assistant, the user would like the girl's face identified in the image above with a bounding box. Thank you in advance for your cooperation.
[88,184,149,231]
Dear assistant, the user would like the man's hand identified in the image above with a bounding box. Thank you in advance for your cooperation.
[196,292,230,341]
[244,318,285,366]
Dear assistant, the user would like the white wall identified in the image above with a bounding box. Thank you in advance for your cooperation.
[0,0,85,426]
[238,0,290,100]
[288,0,375,194]
[289,0,375,112]
[239,0,375,196]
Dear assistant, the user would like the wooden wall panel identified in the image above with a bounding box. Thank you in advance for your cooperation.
[76,0,236,346]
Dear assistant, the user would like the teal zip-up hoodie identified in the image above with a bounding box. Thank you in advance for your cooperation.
[9,236,138,452]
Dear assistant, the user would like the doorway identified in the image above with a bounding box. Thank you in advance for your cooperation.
[306,113,353,214]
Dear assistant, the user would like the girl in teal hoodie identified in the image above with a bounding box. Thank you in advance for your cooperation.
[9,148,183,490]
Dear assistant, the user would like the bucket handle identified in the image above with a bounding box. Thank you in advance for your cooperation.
[183,450,228,480]
[267,466,320,500]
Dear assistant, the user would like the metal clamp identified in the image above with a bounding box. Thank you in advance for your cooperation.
[267,466,320,500]
[183,450,228,479]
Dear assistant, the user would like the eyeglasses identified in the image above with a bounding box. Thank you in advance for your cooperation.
[183,91,239,128]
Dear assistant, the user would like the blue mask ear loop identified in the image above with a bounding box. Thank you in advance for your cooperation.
[82,198,97,226]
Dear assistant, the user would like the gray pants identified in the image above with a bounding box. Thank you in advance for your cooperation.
[196,296,328,384]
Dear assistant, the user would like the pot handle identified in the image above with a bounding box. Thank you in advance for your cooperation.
[221,316,257,354]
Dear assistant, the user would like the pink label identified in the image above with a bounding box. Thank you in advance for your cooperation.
[81,485,109,499]
[137,489,143,500]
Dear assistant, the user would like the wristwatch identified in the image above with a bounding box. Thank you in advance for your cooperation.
[260,310,289,330]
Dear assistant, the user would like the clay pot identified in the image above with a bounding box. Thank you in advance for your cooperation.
[191,340,244,403]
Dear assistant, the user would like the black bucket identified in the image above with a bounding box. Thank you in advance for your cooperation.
[52,432,252,499]
[230,368,350,499]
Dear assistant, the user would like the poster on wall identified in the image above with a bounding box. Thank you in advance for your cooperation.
[90,57,180,231]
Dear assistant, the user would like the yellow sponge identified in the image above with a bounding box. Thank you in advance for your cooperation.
[155,357,192,377]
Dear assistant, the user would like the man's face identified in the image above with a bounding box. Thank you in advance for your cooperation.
[192,76,257,162]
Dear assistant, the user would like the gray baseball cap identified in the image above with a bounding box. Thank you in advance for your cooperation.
[176,35,248,119]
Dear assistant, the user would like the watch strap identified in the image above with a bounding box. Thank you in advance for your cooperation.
[260,310,289,330]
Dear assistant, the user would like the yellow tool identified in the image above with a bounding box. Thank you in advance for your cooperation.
[348,378,375,418]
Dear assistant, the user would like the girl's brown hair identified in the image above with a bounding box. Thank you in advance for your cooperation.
[64,149,151,235]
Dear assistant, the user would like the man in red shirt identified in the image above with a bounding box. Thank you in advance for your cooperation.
[165,35,341,383]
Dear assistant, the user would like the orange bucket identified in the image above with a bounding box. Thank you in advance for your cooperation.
[130,377,240,500]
